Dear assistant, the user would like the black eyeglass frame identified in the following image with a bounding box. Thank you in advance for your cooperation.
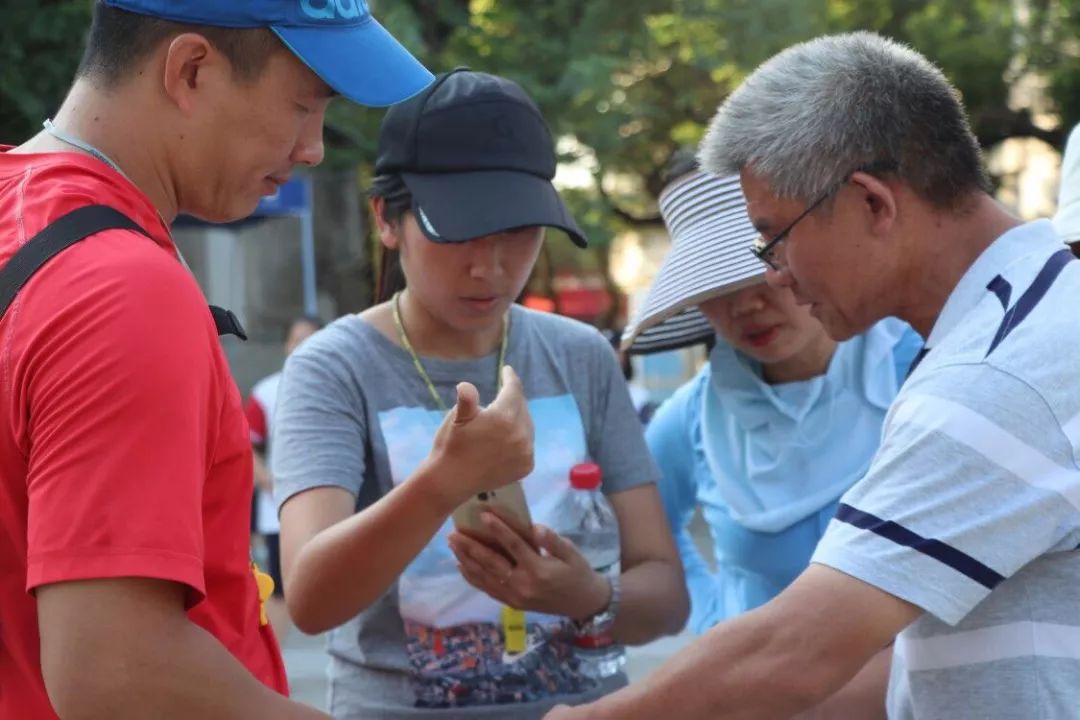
[750,159,898,271]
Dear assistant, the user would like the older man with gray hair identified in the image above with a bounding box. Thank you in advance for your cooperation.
[548,31,1080,720]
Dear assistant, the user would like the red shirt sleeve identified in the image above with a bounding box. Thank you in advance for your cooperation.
[245,395,268,447]
[16,230,221,602]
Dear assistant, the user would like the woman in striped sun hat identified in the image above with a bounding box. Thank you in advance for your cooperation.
[623,152,923,638]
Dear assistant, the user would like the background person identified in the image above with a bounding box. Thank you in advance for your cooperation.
[624,160,920,640]
[247,315,324,635]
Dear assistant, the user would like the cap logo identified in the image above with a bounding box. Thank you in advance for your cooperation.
[416,207,442,238]
[300,0,368,21]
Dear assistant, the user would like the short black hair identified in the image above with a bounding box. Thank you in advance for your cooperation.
[77,3,282,88]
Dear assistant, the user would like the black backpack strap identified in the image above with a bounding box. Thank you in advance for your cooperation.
[0,205,147,319]
[209,305,248,341]
[0,204,247,340]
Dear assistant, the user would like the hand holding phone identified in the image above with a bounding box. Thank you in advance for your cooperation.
[448,513,612,619]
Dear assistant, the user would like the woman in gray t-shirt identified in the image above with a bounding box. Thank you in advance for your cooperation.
[273,70,688,719]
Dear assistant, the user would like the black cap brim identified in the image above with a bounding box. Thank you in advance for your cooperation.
[401,170,587,247]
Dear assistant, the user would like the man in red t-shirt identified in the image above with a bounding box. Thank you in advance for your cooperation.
[0,1,432,718]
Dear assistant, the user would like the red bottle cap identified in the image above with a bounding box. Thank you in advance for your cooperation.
[569,462,602,490]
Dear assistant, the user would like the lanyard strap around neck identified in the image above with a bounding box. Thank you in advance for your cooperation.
[42,119,195,273]
[43,119,125,178]
[391,291,509,412]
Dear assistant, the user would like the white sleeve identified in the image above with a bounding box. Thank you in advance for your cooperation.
[812,363,1080,625]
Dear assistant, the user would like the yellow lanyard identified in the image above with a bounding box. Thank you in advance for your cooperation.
[391,292,526,653]
[391,291,509,410]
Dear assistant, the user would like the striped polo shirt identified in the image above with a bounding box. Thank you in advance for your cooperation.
[813,220,1080,719]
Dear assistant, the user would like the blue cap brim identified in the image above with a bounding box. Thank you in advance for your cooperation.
[272,17,433,108]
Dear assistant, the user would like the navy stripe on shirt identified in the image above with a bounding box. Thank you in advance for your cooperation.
[835,503,1005,590]
[904,346,930,381]
[986,275,1012,309]
[986,248,1073,356]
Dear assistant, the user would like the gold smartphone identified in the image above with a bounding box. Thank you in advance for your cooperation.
[451,482,533,550]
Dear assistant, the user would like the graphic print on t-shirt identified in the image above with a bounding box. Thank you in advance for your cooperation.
[379,394,595,708]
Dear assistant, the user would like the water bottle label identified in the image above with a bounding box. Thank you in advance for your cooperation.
[573,560,618,651]
[573,632,615,650]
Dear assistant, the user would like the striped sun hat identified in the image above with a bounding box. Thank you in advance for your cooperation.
[621,171,765,354]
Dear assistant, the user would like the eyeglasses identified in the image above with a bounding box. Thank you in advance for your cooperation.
[750,160,898,271]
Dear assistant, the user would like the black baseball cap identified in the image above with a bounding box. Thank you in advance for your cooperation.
[374,69,587,247]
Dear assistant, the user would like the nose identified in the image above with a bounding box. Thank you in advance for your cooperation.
[467,235,503,280]
[728,286,767,317]
[291,110,326,168]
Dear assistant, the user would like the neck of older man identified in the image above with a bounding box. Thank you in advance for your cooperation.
[891,192,1023,339]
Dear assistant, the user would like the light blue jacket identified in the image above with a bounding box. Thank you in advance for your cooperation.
[647,319,922,633]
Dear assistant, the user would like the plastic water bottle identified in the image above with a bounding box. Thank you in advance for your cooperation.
[557,462,625,679]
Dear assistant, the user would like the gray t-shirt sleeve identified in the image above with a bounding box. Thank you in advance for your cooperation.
[272,337,368,509]
[578,330,660,495]
[813,362,1080,625]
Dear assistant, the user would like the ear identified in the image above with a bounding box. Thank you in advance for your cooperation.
[370,197,402,250]
[161,33,220,114]
[849,171,897,237]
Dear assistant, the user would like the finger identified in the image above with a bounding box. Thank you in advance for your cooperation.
[489,365,526,415]
[457,560,497,593]
[448,529,486,553]
[457,561,516,605]
[447,534,472,564]
[451,382,481,425]
[451,529,516,576]
[532,524,579,562]
[457,555,499,585]
[485,505,534,543]
[501,365,522,395]
[483,512,539,567]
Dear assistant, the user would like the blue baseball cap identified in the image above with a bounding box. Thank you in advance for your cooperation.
[102,0,434,107]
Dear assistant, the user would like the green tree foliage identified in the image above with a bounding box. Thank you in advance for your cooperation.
[0,1,92,143]
[4,0,1077,248]
[353,0,1077,245]
[1025,0,1080,131]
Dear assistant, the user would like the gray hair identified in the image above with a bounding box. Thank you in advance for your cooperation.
[699,32,989,208]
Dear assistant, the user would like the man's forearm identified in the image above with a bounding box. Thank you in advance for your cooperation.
[548,565,918,720]
[569,606,838,720]
[47,613,325,719]
[797,646,890,720]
